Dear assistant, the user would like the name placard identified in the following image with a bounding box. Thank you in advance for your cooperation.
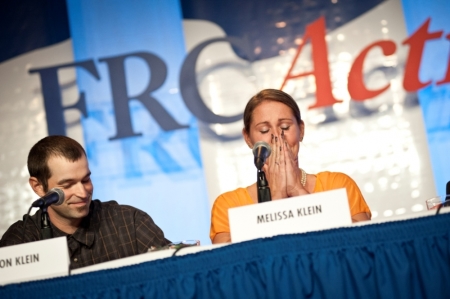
[0,237,69,286]
[72,244,229,275]
[229,188,352,243]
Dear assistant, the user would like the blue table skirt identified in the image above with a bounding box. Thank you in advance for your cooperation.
[2,213,450,299]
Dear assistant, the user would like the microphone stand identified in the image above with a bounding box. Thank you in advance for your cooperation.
[257,168,271,203]
[445,181,450,207]
[40,207,53,239]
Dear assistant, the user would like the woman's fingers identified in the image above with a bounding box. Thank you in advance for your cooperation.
[278,131,285,167]
[268,134,277,169]
[265,133,287,199]
[282,131,306,197]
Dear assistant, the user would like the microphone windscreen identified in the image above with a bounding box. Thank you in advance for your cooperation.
[447,181,450,196]
[49,188,65,206]
[252,141,272,158]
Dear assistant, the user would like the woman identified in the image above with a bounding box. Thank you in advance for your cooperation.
[210,89,371,244]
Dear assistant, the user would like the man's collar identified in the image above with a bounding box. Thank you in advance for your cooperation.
[52,201,99,247]
[68,215,94,247]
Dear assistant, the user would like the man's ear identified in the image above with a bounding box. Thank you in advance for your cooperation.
[242,128,253,149]
[29,177,46,197]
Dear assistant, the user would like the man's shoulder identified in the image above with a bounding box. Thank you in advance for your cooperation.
[0,220,24,246]
[91,199,145,216]
[0,213,41,247]
[92,199,118,209]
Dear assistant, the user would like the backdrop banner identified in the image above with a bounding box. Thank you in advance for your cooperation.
[65,0,210,244]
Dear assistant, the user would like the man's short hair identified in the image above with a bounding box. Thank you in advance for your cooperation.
[28,135,86,192]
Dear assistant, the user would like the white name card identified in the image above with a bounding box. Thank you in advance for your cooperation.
[72,244,228,275]
[0,237,70,286]
[229,188,352,243]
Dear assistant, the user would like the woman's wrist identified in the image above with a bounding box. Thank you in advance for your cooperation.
[271,189,287,200]
[287,185,309,197]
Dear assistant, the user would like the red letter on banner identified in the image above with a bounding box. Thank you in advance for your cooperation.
[402,18,443,91]
[348,40,397,101]
[437,33,450,86]
[280,17,342,109]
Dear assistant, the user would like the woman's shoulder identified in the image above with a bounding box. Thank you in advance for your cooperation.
[315,171,358,188]
[213,187,253,209]
[315,171,370,217]
[317,171,353,180]
[215,187,251,202]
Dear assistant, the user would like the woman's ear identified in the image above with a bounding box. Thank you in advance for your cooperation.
[242,128,253,149]
[299,120,305,142]
[29,177,46,197]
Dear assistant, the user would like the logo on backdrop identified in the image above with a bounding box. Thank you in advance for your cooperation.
[29,17,449,139]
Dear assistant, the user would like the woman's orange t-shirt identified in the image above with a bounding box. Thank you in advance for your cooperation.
[210,171,371,241]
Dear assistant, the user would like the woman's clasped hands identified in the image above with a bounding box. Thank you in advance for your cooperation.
[263,130,309,200]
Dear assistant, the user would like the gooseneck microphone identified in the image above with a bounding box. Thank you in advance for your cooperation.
[253,141,272,170]
[445,181,450,206]
[436,181,450,215]
[23,188,65,240]
[31,188,65,208]
[252,141,272,203]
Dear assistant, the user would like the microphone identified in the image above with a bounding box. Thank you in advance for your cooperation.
[253,141,272,170]
[445,181,450,204]
[446,181,450,198]
[31,188,65,208]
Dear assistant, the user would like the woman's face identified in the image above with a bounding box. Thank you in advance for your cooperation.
[243,100,304,163]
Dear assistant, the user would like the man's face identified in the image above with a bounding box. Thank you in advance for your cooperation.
[45,154,93,221]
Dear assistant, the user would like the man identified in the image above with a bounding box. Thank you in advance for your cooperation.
[0,135,170,269]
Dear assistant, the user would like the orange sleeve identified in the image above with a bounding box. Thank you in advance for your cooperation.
[315,172,371,218]
[210,188,253,242]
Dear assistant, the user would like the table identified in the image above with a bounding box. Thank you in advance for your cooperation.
[1,212,450,299]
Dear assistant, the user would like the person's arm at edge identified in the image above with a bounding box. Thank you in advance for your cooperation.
[334,172,371,223]
[351,212,370,223]
[210,193,234,244]
[213,232,231,244]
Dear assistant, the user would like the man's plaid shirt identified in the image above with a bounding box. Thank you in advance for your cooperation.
[0,200,170,269]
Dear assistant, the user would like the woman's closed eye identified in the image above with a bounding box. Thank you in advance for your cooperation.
[281,126,290,131]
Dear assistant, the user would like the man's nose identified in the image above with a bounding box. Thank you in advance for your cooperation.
[74,182,89,198]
